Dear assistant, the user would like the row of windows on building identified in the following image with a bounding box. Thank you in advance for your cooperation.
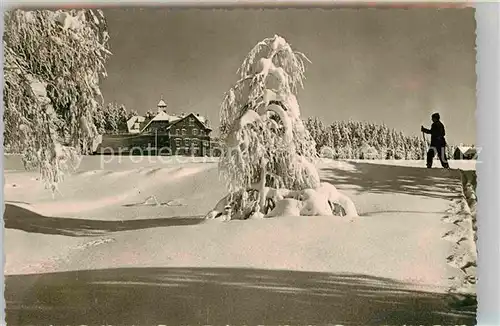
[173,128,207,136]
[147,127,207,136]
[174,138,210,148]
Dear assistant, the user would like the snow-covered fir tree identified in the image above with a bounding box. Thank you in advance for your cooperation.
[338,122,353,159]
[3,9,111,192]
[331,122,342,149]
[323,125,335,152]
[206,35,359,220]
[386,130,395,159]
[101,102,129,133]
[93,105,107,134]
[304,117,325,152]
[127,109,140,120]
[393,131,405,159]
[377,124,388,154]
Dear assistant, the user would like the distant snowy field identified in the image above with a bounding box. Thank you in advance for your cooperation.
[3,154,477,172]
[3,154,477,325]
[318,157,477,170]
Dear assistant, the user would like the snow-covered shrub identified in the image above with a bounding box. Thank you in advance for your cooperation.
[3,9,110,192]
[336,146,353,160]
[319,146,337,159]
[393,148,405,160]
[359,143,378,160]
[206,35,358,220]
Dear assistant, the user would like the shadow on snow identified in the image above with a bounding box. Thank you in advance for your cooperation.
[3,204,204,237]
[320,161,462,200]
[5,267,476,326]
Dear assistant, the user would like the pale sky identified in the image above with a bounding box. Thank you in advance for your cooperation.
[99,7,477,144]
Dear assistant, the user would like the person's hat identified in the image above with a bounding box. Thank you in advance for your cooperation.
[431,112,440,120]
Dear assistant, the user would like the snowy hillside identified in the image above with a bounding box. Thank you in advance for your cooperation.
[3,156,477,325]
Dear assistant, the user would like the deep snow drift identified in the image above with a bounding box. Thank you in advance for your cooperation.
[3,156,477,325]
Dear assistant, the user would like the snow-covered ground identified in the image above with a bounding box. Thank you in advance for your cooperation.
[3,155,477,325]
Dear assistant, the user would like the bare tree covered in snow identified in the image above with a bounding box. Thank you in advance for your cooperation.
[206,35,358,221]
[3,9,111,192]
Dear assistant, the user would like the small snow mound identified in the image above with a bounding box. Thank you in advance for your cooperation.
[267,198,302,217]
[144,167,165,176]
[164,199,185,207]
[76,237,116,250]
[212,213,231,222]
[248,211,265,219]
[299,189,332,216]
[441,229,468,244]
[142,195,161,206]
[135,166,207,180]
[210,216,228,222]
[105,170,135,178]
[172,165,212,178]
[446,250,477,271]
[77,170,102,177]
[318,182,359,217]
[441,214,463,225]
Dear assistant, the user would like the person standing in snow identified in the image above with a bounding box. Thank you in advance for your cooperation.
[421,113,450,169]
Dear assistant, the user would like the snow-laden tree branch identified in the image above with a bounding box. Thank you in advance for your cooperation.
[3,9,111,192]
[206,35,358,220]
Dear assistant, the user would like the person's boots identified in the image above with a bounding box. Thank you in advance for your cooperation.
[441,159,450,169]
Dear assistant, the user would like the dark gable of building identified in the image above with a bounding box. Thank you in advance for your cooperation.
[143,120,170,134]
[139,117,153,132]
[168,113,211,136]
[453,146,478,160]
[168,114,212,156]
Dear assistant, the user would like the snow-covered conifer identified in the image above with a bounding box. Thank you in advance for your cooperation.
[207,35,358,220]
[4,9,110,192]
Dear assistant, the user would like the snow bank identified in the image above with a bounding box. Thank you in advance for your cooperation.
[5,163,215,217]
[441,170,477,296]
[4,158,476,305]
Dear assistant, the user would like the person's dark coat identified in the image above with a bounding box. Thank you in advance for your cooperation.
[422,121,447,147]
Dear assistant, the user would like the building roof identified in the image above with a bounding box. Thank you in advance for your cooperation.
[129,110,211,134]
[196,114,207,124]
[126,116,145,132]
[456,146,476,154]
[454,146,477,159]
[151,111,180,122]
[166,113,212,131]
[139,111,183,132]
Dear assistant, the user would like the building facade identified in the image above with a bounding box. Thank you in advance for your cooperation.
[96,98,213,156]
[141,112,212,156]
